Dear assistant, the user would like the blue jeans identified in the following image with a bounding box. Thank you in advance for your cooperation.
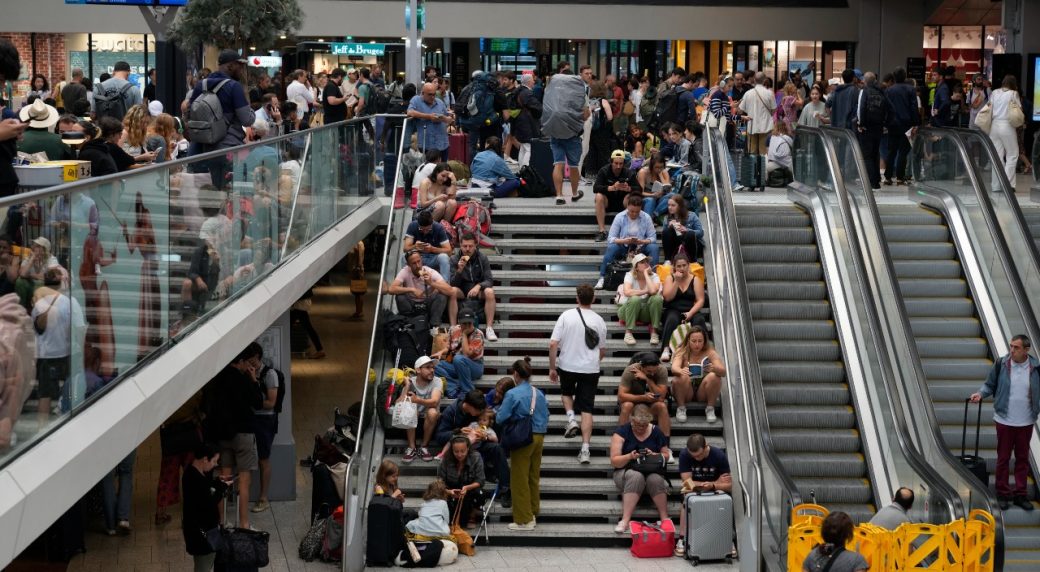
[600,242,660,276]
[436,355,485,398]
[649,193,676,218]
[493,178,522,198]
[102,451,137,530]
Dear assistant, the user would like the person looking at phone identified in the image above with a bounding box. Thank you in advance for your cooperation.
[397,356,444,464]
[407,81,453,162]
[660,253,706,362]
[595,193,658,290]
[670,325,725,424]
[403,209,453,280]
[662,195,704,262]
[674,433,731,556]
[609,403,673,534]
[415,162,459,223]
[593,150,642,242]
[436,436,486,530]
[200,343,264,530]
[618,352,672,437]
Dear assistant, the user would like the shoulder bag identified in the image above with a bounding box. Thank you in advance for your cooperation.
[819,545,846,572]
[974,102,993,133]
[499,386,537,451]
[1008,92,1025,129]
[576,307,601,350]
[449,493,476,556]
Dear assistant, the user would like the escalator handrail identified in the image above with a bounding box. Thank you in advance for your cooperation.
[0,113,410,210]
[341,118,414,571]
[705,125,801,566]
[807,126,966,523]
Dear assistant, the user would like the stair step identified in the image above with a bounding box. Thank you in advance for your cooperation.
[386,434,724,454]
[491,254,604,266]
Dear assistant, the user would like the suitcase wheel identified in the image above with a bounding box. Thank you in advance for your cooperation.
[690,556,700,566]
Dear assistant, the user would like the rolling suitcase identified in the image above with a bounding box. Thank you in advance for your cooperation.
[959,398,989,486]
[366,495,405,566]
[448,132,470,163]
[529,137,555,195]
[683,491,734,564]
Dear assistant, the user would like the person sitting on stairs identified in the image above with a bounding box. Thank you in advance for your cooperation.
[595,192,659,290]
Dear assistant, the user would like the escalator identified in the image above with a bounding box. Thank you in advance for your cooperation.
[879,203,1039,570]
[736,204,876,522]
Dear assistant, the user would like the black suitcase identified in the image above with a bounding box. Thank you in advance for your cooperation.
[959,398,989,486]
[383,152,398,197]
[311,463,342,522]
[529,137,555,195]
[366,495,405,566]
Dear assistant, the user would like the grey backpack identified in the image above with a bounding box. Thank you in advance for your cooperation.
[186,78,231,145]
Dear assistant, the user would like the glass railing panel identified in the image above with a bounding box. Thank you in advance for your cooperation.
[0,116,399,469]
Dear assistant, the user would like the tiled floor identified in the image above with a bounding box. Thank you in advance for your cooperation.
[455,546,733,571]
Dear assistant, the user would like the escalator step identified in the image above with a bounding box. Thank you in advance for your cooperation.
[794,479,875,504]
[883,225,950,242]
[744,263,823,281]
[771,429,863,453]
[903,297,976,317]
[757,340,842,362]
[747,281,828,300]
[764,383,850,406]
[897,278,968,297]
[920,358,993,380]
[749,300,831,320]
[892,259,962,278]
[738,227,816,245]
[887,242,957,260]
[741,245,819,263]
[909,317,982,338]
[914,337,990,359]
[778,453,867,478]
[760,361,845,383]
[767,406,857,429]
[754,320,836,340]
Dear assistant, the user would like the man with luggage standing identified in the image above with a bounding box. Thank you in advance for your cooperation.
[549,284,607,464]
[541,68,589,205]
[202,344,264,529]
[675,433,731,557]
[971,335,1039,511]
[407,82,453,161]
[737,72,775,193]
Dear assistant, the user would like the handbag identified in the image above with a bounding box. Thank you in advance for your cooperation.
[499,385,537,451]
[217,527,270,567]
[623,100,635,116]
[575,306,601,351]
[669,321,693,352]
[392,397,419,430]
[159,420,202,456]
[974,102,993,133]
[204,526,225,553]
[449,494,476,556]
[1009,94,1025,129]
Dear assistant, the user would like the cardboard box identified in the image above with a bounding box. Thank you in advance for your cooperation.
[37,160,91,181]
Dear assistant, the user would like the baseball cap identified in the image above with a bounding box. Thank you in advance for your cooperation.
[458,309,477,325]
[611,149,626,160]
[852,69,864,81]
[414,356,438,369]
[32,236,52,251]
[218,49,247,66]
[636,352,661,367]
[147,100,164,117]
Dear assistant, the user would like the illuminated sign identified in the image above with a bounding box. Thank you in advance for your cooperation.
[330,43,385,57]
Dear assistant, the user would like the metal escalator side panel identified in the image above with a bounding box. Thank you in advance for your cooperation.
[704,125,796,572]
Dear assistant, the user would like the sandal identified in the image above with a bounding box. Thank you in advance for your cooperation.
[571,190,584,203]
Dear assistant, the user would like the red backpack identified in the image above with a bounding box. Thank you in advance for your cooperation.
[452,200,495,248]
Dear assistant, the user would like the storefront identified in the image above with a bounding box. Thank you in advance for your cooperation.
[923,25,1006,80]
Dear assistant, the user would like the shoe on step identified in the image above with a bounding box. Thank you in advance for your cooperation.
[705,406,717,423]
[674,538,686,557]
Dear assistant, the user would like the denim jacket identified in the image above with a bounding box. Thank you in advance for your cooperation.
[978,354,1040,421]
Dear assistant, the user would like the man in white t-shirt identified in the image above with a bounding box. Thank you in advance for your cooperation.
[285,69,314,122]
[397,355,444,463]
[549,283,607,464]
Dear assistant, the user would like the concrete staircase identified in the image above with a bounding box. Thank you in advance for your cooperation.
[382,197,722,547]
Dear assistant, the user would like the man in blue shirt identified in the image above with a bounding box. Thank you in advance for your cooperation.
[675,433,731,556]
[407,81,454,161]
[403,209,452,278]
[188,49,255,189]
[595,192,658,289]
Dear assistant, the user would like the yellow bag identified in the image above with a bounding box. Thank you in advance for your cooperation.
[450,493,476,556]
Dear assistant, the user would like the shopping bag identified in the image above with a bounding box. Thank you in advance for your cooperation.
[391,397,418,430]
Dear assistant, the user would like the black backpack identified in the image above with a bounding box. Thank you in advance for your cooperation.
[454,82,475,119]
[518,165,553,197]
[260,364,287,414]
[650,86,679,132]
[859,85,889,128]
[369,83,392,114]
[94,81,134,121]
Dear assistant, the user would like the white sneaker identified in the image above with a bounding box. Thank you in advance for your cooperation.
[650,333,660,346]
[578,448,591,464]
[661,347,671,362]
[624,332,637,345]
[595,277,604,290]
[674,538,686,557]
[508,521,536,531]
[676,406,687,423]
[705,406,717,423]
[485,326,498,341]
[564,419,580,438]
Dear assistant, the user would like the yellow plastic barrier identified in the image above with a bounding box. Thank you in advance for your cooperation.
[786,504,995,572]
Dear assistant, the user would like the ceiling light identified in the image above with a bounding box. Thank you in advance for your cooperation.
[370,40,376,44]
[987,34,994,41]
[249,46,256,50]
[317,39,324,42]
[280,34,287,39]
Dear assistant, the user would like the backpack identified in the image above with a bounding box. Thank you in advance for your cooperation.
[518,165,553,198]
[454,82,476,120]
[518,86,542,119]
[440,219,458,249]
[639,86,658,125]
[453,200,494,248]
[94,81,135,121]
[370,83,392,114]
[260,364,287,414]
[859,85,888,127]
[540,73,587,139]
[387,81,407,114]
[320,506,345,562]
[650,86,679,132]
[186,78,232,145]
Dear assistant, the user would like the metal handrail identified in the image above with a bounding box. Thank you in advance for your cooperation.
[705,125,800,569]
[341,118,412,572]
[805,126,965,524]
[0,113,408,209]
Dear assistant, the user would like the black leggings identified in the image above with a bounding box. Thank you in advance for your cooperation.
[290,308,323,351]
[446,488,486,527]
[662,226,701,262]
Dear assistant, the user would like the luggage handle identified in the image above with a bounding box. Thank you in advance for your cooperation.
[962,398,983,457]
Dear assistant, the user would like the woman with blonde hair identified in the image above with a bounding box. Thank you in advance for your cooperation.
[670,325,725,424]
[147,113,178,162]
[121,104,157,165]
[616,253,664,347]
[775,81,801,132]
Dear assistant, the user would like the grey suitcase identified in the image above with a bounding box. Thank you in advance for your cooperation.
[684,491,734,564]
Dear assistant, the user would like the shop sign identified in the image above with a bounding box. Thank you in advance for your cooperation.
[248,56,283,68]
[330,43,385,57]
